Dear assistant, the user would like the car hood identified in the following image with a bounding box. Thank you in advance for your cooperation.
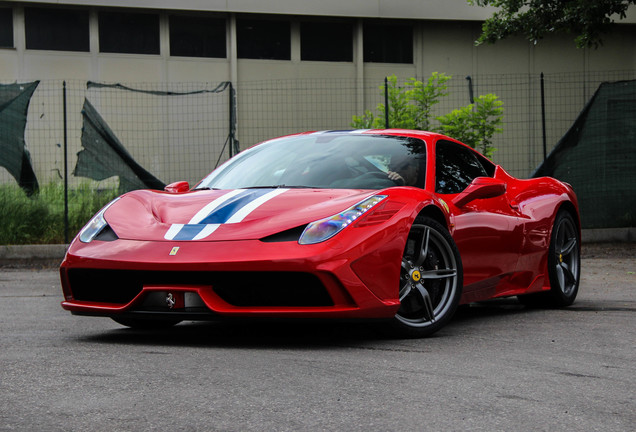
[103,188,381,242]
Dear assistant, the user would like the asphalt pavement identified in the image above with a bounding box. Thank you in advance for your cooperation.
[0,244,634,431]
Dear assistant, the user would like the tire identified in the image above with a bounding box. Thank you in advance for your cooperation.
[518,210,580,307]
[390,217,463,337]
[112,316,182,329]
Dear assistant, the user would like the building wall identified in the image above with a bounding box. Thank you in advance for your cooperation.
[0,1,635,187]
[2,2,634,84]
[5,0,501,20]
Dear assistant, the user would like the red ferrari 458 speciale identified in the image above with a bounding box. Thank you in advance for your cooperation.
[60,130,581,337]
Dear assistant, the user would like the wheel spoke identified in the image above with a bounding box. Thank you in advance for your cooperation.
[556,264,565,289]
[401,260,410,272]
[414,284,435,322]
[561,238,577,256]
[419,268,457,280]
[556,224,566,250]
[414,227,430,267]
[399,282,412,302]
[562,263,576,285]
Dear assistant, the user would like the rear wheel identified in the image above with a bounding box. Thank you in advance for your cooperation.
[112,317,182,329]
[518,210,580,307]
[391,217,463,337]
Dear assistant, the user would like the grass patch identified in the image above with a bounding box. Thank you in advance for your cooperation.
[0,183,119,245]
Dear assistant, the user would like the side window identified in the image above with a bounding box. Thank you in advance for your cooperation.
[435,141,489,194]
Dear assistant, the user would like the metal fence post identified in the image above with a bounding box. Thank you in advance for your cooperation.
[229,82,239,156]
[384,76,390,129]
[229,82,233,158]
[465,75,474,104]
[63,81,69,244]
[540,72,547,161]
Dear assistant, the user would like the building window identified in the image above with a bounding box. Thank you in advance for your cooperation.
[169,15,226,58]
[237,18,290,60]
[301,21,353,62]
[25,7,89,52]
[364,22,413,64]
[99,11,160,55]
[0,8,12,48]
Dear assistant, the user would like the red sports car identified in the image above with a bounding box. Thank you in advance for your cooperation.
[60,130,581,337]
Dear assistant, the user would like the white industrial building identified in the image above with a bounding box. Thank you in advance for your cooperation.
[1,1,634,88]
[0,0,635,186]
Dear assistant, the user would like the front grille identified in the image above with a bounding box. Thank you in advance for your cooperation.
[213,272,332,307]
[67,269,334,307]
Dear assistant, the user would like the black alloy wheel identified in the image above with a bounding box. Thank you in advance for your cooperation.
[392,217,463,337]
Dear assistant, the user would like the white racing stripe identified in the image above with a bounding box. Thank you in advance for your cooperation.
[164,224,184,240]
[164,188,289,241]
[225,188,289,224]
[192,223,221,240]
[189,189,245,224]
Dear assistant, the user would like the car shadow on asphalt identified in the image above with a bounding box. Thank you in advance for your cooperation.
[78,298,547,348]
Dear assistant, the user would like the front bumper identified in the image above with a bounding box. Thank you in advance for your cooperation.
[60,233,405,320]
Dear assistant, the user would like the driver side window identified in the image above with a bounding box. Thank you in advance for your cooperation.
[435,140,489,194]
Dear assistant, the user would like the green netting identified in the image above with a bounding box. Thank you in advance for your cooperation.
[534,80,636,228]
[75,98,165,194]
[0,81,39,195]
[74,81,232,192]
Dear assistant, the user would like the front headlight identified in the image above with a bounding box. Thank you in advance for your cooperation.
[78,198,120,243]
[298,195,387,245]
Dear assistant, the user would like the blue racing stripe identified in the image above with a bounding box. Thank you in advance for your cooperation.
[198,189,274,224]
[172,224,206,241]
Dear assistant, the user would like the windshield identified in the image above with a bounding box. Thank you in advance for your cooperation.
[197,133,427,190]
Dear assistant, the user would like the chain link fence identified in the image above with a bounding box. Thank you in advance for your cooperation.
[1,70,635,241]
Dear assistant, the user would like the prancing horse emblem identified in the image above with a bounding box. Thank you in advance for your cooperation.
[169,246,180,256]
[166,293,176,308]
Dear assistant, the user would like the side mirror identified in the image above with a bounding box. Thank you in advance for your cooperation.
[164,181,190,193]
[452,177,506,208]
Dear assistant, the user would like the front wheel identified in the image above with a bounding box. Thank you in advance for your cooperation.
[391,217,463,337]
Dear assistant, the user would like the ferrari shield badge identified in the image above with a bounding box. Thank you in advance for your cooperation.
[169,246,180,256]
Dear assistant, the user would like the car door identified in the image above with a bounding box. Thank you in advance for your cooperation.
[434,140,523,297]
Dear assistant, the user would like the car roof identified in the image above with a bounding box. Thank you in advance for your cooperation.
[286,129,447,140]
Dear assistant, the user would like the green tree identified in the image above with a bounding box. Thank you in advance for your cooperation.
[352,73,452,130]
[352,74,504,156]
[469,0,636,48]
[437,94,504,158]
[406,73,452,131]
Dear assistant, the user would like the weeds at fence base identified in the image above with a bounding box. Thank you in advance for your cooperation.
[0,183,118,245]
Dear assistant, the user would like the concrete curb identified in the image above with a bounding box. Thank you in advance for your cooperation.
[0,244,68,268]
[581,227,636,243]
[0,228,633,268]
